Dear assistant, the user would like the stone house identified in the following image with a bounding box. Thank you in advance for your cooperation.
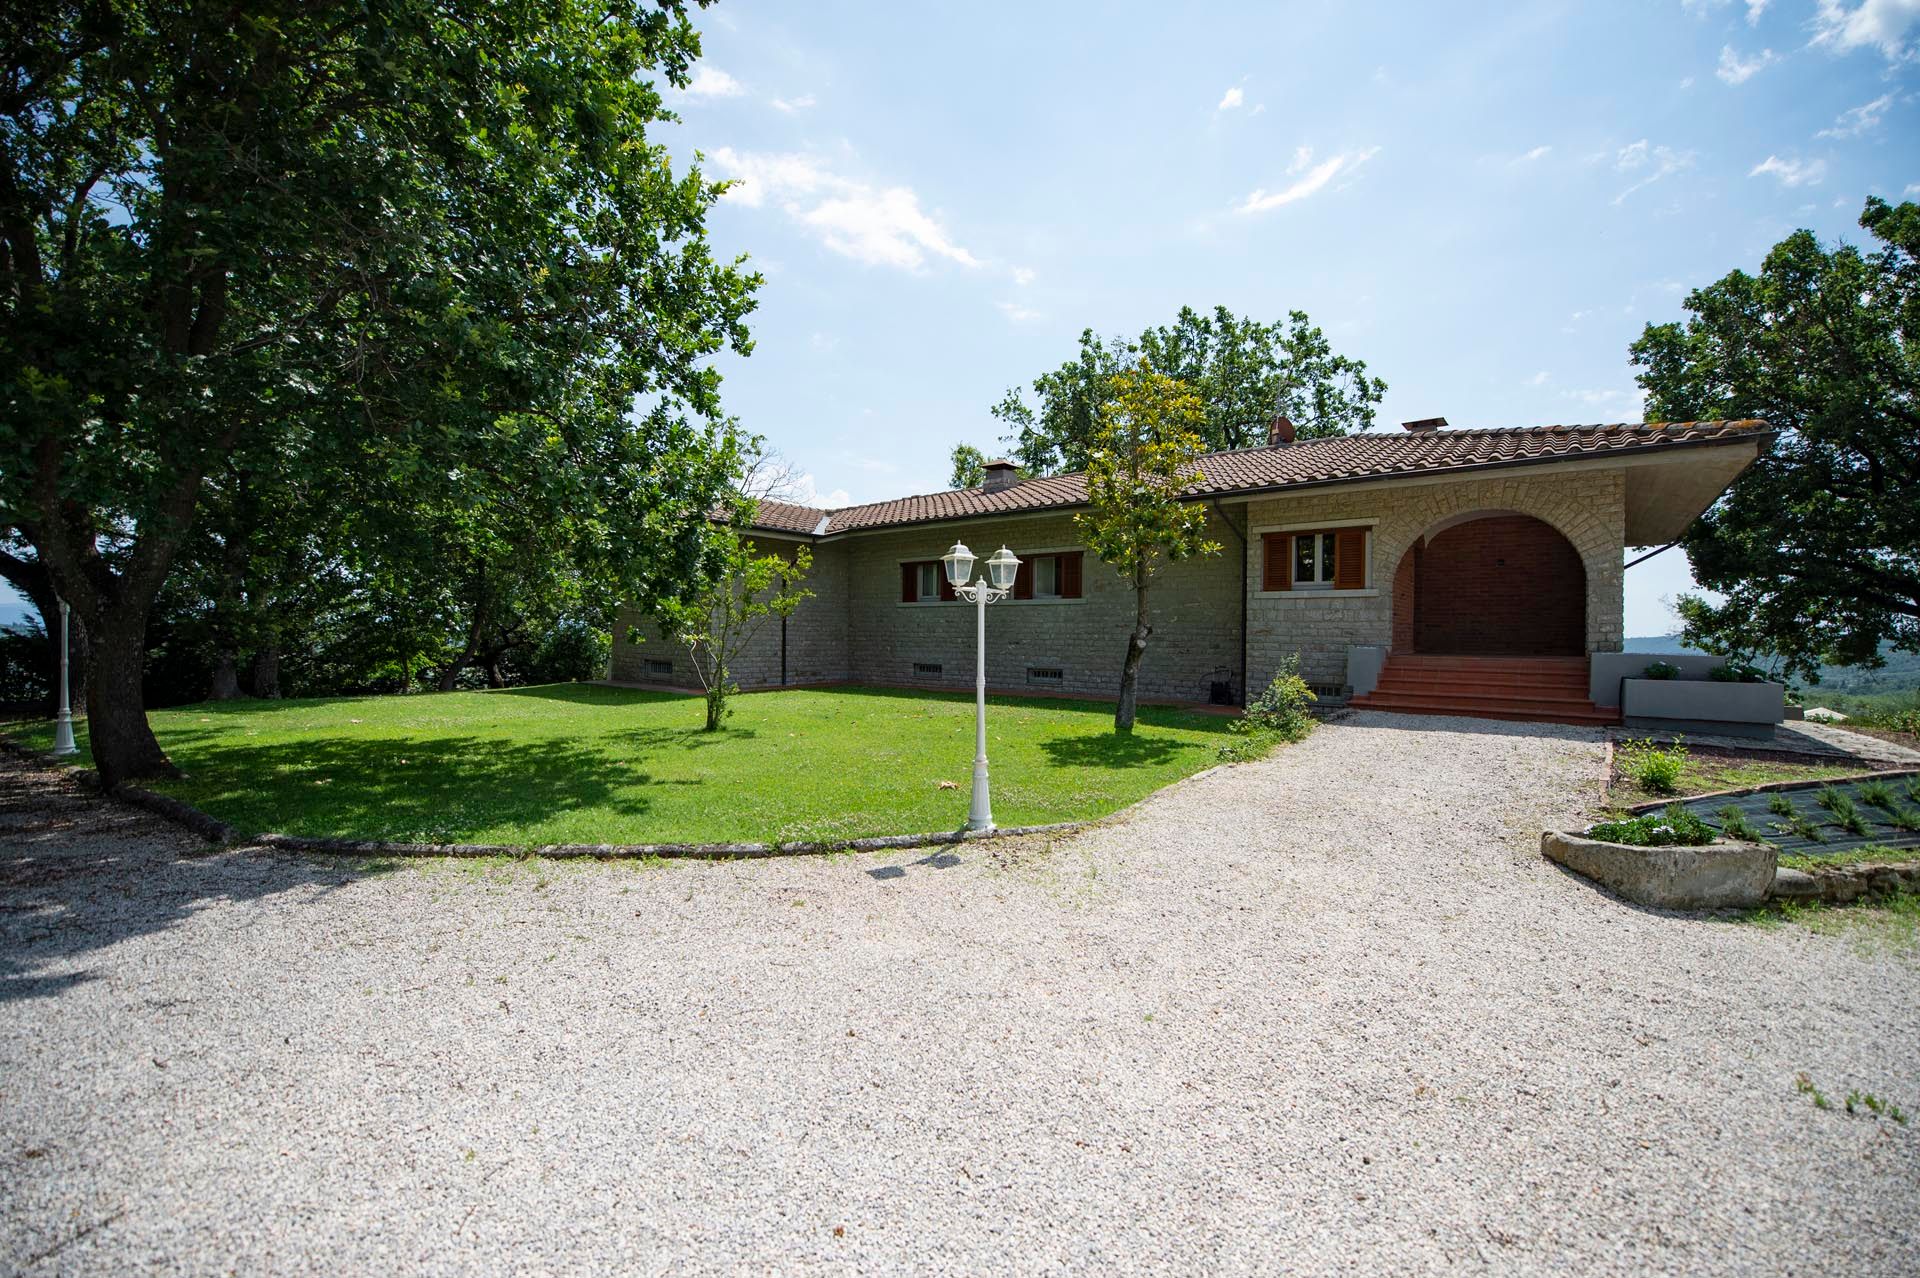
[610,418,1770,724]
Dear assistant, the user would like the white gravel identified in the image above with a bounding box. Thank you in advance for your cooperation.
[3,712,1916,1275]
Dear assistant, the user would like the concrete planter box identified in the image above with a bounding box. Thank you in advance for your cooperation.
[1542,829,1776,909]
[1619,676,1785,739]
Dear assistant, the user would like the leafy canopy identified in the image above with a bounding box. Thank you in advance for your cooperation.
[1630,198,1918,680]
[1076,361,1221,583]
[989,306,1385,476]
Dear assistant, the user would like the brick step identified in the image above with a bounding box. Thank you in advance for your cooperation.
[1385,656,1589,673]
[1346,694,1621,726]
[1353,688,1612,715]
[1372,672,1591,694]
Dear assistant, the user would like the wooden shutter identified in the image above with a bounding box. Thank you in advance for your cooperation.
[1334,529,1367,590]
[1261,533,1292,591]
[1059,551,1083,599]
[1013,556,1034,600]
[901,562,917,603]
[938,570,957,602]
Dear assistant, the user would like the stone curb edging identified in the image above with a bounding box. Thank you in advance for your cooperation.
[1773,860,1920,904]
[1625,767,1919,815]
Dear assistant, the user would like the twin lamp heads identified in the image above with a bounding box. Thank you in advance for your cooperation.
[942,542,1020,592]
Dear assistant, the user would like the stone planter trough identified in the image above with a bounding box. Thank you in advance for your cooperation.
[1542,829,1777,909]
[1617,676,1786,739]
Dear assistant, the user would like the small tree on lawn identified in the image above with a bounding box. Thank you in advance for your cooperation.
[656,525,813,731]
[1076,360,1221,733]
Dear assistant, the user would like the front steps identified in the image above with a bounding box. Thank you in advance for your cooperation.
[1347,654,1621,727]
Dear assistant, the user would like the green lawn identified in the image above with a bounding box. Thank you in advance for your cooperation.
[12,684,1237,846]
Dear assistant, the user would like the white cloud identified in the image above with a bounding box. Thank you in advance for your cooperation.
[1816,93,1894,137]
[1561,387,1647,416]
[684,66,745,98]
[708,148,980,271]
[1813,0,1920,60]
[1010,266,1035,286]
[1907,182,1920,195]
[1526,370,1551,387]
[1612,140,1695,204]
[1750,154,1827,186]
[1716,45,1780,84]
[788,473,853,509]
[1513,145,1553,165]
[997,301,1043,324]
[1217,86,1245,111]
[1748,0,1770,22]
[770,94,817,113]
[1236,146,1381,214]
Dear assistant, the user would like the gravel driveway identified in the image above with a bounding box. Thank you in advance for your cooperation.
[3,712,1916,1275]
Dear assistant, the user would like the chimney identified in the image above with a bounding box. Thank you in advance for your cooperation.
[980,459,1021,493]
[1401,417,1447,433]
[1267,414,1296,446]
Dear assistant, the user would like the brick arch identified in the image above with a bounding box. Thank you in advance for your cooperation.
[1390,511,1589,656]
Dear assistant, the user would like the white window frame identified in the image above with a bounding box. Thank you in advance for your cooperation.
[1004,544,1088,605]
[915,561,941,602]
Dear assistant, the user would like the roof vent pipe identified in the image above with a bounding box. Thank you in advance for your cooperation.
[980,459,1021,493]
[1402,417,1447,432]
[1268,414,1296,446]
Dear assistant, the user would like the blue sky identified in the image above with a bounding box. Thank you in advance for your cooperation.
[6,1,1914,635]
[660,0,1918,635]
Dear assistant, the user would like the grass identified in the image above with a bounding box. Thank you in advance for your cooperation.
[1610,751,1862,807]
[1741,886,1920,955]
[1777,843,1920,871]
[7,684,1239,846]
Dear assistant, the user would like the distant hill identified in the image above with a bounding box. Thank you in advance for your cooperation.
[0,599,34,633]
[1623,634,1920,698]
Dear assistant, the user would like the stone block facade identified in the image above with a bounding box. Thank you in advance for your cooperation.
[1244,467,1626,689]
[612,465,1629,705]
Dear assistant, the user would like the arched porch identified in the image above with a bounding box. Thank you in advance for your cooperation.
[1390,511,1586,657]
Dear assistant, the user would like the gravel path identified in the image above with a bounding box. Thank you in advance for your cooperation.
[3,713,1916,1275]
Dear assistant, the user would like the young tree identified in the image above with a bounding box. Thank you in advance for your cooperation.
[1076,361,1222,732]
[0,2,755,785]
[992,307,1386,475]
[654,525,813,731]
[1630,198,1919,680]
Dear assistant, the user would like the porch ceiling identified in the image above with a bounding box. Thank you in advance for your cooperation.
[1621,439,1764,546]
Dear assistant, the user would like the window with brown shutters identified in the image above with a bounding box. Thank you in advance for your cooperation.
[1058,551,1083,598]
[1007,551,1085,600]
[900,561,956,602]
[1261,527,1370,591]
[901,562,916,603]
[1012,557,1034,600]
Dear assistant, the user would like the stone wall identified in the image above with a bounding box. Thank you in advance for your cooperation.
[839,508,1245,703]
[608,536,851,689]
[1244,468,1626,688]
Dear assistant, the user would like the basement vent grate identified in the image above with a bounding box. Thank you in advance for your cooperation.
[643,658,674,676]
[913,662,943,676]
[1027,666,1065,683]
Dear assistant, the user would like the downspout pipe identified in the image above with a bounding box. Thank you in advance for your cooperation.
[1210,499,1249,706]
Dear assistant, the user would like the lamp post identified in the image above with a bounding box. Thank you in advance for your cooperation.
[51,599,78,757]
[941,542,1021,832]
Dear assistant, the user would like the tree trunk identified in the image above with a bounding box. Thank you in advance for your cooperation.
[248,643,281,699]
[485,656,506,688]
[209,650,242,700]
[704,685,726,731]
[86,614,178,787]
[1114,575,1152,733]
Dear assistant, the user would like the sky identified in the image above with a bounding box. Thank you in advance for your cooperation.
[6,1,1915,636]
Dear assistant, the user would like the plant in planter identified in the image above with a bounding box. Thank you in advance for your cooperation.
[1716,804,1763,842]
[1709,661,1766,683]
[1586,803,1718,847]
[1643,661,1680,680]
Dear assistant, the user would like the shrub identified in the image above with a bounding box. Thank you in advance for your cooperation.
[1708,661,1765,683]
[1767,793,1795,817]
[1219,657,1316,762]
[1587,803,1718,847]
[1618,736,1687,795]
[1642,661,1680,680]
[1715,804,1762,842]
[1858,780,1895,811]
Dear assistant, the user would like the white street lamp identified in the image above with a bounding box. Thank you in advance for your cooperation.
[942,542,1020,831]
[51,599,78,757]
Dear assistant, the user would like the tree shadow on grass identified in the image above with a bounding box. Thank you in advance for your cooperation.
[155,733,671,843]
[1037,731,1200,769]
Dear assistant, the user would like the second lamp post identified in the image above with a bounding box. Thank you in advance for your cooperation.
[941,541,1021,832]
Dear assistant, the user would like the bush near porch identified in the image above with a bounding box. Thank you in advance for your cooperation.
[10,685,1236,846]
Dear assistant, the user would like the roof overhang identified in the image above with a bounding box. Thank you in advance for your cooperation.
[1618,434,1767,545]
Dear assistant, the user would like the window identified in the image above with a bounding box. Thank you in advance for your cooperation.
[1261,527,1370,592]
[1012,550,1083,600]
[643,658,673,676]
[900,560,956,603]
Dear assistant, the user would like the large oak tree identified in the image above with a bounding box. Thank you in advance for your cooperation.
[1630,198,1918,680]
[1,1,757,784]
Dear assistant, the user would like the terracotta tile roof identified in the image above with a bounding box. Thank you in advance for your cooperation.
[746,420,1770,539]
[742,498,831,536]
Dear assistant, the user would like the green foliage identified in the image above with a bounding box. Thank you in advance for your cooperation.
[0,0,756,781]
[1642,661,1679,680]
[1768,792,1795,817]
[1077,361,1222,732]
[949,444,987,489]
[1709,662,1764,683]
[991,306,1386,475]
[1587,803,1718,847]
[1618,736,1688,795]
[1221,657,1317,761]
[1715,804,1762,842]
[653,521,814,730]
[1631,199,1920,681]
[1795,1073,1833,1111]
[1844,1090,1907,1124]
